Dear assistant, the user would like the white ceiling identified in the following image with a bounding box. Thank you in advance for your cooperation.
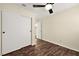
[19,3,79,19]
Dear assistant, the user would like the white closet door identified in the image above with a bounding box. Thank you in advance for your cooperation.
[2,11,31,54]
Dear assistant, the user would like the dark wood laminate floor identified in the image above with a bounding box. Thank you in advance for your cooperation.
[3,39,79,56]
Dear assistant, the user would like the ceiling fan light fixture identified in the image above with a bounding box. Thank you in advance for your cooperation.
[49,9,53,14]
[45,4,52,10]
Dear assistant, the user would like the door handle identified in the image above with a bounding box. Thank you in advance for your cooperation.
[3,32,5,34]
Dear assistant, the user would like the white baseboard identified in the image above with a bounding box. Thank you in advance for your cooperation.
[43,39,79,52]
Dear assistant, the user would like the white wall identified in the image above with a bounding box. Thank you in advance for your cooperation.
[42,5,79,52]
[0,9,1,55]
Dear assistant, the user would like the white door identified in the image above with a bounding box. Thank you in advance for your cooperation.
[2,11,32,55]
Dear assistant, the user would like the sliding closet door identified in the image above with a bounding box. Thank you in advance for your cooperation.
[2,11,32,54]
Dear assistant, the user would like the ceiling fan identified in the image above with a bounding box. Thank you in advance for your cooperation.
[33,3,54,14]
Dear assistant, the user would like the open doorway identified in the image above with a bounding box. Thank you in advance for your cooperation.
[35,19,42,40]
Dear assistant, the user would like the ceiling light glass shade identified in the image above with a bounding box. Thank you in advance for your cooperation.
[45,4,52,10]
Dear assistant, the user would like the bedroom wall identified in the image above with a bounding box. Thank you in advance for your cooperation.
[42,5,79,52]
[0,6,1,55]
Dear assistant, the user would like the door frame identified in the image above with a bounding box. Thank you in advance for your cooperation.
[31,17,32,45]
[1,11,2,55]
[0,11,33,55]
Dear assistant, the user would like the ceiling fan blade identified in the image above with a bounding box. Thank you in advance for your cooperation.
[47,3,54,5]
[33,5,45,7]
[49,9,53,14]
